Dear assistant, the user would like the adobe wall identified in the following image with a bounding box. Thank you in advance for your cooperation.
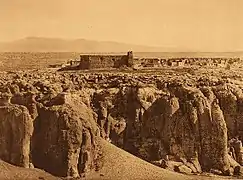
[88,56,114,69]
[79,53,132,69]
[137,57,240,67]
[79,55,90,69]
[78,52,240,70]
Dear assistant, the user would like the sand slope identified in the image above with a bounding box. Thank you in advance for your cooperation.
[86,138,236,180]
[0,140,239,180]
[0,160,60,180]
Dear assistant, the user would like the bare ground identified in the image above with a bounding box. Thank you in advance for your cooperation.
[85,139,240,180]
[0,160,60,180]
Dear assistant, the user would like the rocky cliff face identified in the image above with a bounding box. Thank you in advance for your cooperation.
[0,70,243,177]
[86,73,243,176]
[32,98,98,177]
[0,103,33,168]
[92,85,232,174]
[0,90,99,178]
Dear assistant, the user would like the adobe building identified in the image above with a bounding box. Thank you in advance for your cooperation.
[140,58,161,68]
[59,52,241,71]
[79,51,134,69]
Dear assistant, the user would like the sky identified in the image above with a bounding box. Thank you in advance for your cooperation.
[0,0,243,51]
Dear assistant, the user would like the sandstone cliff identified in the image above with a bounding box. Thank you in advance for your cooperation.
[0,70,242,178]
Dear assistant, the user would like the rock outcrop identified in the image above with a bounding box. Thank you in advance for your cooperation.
[0,103,33,168]
[0,70,243,177]
[31,93,99,177]
[0,90,100,178]
[89,80,243,175]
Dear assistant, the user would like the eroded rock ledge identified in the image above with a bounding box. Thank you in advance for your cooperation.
[0,70,243,177]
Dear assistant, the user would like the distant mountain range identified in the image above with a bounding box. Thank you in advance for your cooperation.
[0,37,184,52]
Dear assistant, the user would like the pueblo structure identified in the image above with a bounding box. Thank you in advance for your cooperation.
[79,51,134,69]
[60,51,241,70]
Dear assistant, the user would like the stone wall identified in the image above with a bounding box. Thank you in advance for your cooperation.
[79,52,133,69]
[77,52,241,70]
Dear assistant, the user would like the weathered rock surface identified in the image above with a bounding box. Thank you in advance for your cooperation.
[174,165,192,174]
[0,90,100,178]
[0,70,243,178]
[0,104,33,168]
[31,94,99,177]
[90,85,232,174]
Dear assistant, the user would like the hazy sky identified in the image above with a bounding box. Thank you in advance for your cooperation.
[1,0,243,51]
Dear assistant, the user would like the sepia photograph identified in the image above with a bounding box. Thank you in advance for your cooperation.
[0,0,243,179]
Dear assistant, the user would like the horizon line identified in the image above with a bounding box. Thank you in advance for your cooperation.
[0,36,243,53]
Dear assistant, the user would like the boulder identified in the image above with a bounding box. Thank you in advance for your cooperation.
[32,94,98,178]
[234,165,243,176]
[174,165,192,174]
[0,104,33,168]
[185,162,198,173]
[228,154,240,168]
[161,160,183,171]
[210,169,222,175]
[223,167,234,176]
